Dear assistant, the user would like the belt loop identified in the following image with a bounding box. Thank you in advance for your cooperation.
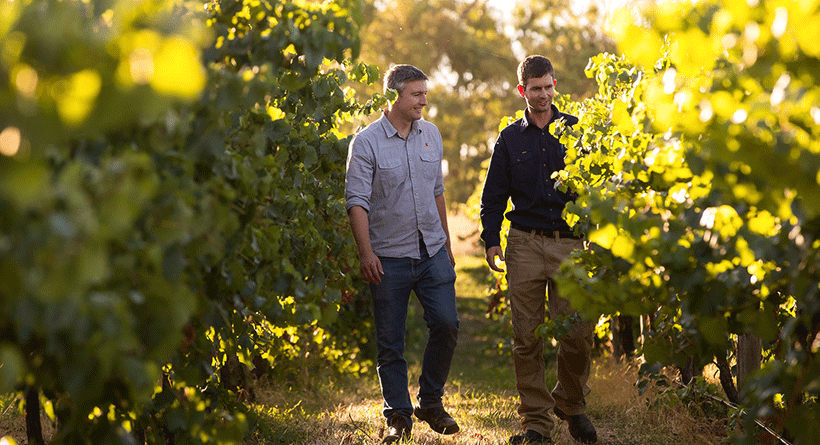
[553,230,560,241]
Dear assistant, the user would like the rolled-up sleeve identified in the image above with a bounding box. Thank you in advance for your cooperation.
[345,133,373,213]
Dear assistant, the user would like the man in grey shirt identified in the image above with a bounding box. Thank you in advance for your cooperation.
[345,64,460,443]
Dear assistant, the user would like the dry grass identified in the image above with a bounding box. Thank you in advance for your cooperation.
[242,357,730,445]
[243,252,731,445]
[580,359,729,445]
[243,374,521,445]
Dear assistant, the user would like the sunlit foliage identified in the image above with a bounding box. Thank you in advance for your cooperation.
[0,0,381,442]
[553,1,820,443]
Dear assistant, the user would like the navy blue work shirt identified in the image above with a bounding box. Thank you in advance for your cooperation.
[480,105,580,249]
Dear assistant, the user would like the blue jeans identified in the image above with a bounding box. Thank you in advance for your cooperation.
[370,243,459,423]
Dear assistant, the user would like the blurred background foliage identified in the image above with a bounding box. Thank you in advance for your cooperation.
[354,0,617,205]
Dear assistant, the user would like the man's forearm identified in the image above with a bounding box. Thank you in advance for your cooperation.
[348,205,373,256]
[479,210,503,249]
[435,193,451,247]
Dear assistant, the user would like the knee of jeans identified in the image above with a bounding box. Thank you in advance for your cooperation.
[376,329,407,355]
[430,314,459,337]
[448,317,460,339]
[377,342,406,362]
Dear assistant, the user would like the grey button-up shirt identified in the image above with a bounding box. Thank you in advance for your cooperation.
[345,113,447,259]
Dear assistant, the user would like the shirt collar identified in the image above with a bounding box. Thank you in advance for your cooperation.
[519,104,561,132]
[378,112,422,138]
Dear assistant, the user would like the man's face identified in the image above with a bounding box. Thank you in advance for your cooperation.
[517,74,555,114]
[391,80,428,122]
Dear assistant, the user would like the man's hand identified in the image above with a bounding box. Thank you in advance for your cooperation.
[485,245,505,272]
[348,205,384,284]
[359,252,384,285]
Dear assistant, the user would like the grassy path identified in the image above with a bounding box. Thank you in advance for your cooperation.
[245,254,728,445]
[244,254,522,444]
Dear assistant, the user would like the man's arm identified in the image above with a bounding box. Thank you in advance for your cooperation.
[348,205,383,285]
[480,133,511,272]
[435,193,455,266]
[345,131,384,284]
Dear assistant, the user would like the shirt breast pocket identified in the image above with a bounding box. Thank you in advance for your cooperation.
[509,150,536,192]
[419,151,440,182]
[377,156,404,190]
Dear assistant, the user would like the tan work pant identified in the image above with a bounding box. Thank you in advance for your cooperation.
[506,227,593,436]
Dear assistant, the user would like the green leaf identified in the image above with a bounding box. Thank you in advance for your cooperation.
[303,145,318,169]
[589,224,617,249]
[642,338,673,365]
[0,345,25,393]
[698,316,728,347]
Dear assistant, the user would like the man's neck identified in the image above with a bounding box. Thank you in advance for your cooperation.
[527,107,554,129]
[385,109,414,139]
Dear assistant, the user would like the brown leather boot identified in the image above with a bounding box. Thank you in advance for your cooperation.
[414,406,459,434]
[382,413,412,444]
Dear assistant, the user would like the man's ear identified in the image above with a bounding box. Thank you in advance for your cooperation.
[517,84,525,98]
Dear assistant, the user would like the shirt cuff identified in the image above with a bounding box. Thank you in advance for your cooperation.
[480,231,500,250]
[345,197,370,213]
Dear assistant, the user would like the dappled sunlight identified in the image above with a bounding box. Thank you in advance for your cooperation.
[248,377,520,445]
[245,356,730,445]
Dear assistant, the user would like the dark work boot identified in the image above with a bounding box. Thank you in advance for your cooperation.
[414,406,459,434]
[382,413,411,444]
[508,429,553,444]
[554,407,597,444]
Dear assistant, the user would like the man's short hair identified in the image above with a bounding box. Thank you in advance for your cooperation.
[517,56,554,88]
[384,64,428,95]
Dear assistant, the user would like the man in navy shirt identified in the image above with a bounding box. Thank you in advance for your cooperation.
[480,55,597,444]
